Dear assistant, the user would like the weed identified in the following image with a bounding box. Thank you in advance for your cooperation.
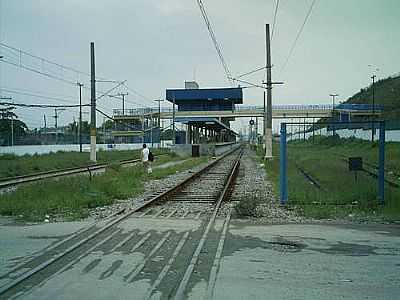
[235,192,264,217]
[0,154,207,221]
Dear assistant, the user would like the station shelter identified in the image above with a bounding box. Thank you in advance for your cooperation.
[165,85,243,144]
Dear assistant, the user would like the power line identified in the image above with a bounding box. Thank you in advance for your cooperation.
[1,59,80,86]
[0,101,90,108]
[196,0,233,85]
[0,43,120,93]
[0,88,78,104]
[271,0,280,40]
[281,0,318,72]
[0,42,107,80]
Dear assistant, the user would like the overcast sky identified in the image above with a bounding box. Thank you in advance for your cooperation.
[0,0,399,132]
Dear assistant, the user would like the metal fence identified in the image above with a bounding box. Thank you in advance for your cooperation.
[279,121,387,205]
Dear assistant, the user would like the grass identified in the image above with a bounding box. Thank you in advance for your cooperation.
[254,137,400,220]
[0,148,169,179]
[0,154,208,221]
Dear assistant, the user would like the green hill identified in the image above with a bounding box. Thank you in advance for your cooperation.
[345,73,400,120]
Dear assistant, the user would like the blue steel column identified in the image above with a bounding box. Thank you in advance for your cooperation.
[280,123,288,204]
[378,121,385,203]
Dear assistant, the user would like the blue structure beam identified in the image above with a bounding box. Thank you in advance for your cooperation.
[280,123,288,204]
[378,121,385,203]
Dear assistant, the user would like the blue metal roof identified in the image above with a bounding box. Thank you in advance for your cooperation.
[166,87,243,104]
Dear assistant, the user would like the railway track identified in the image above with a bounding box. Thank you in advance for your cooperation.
[0,154,168,189]
[0,146,242,299]
[295,163,324,190]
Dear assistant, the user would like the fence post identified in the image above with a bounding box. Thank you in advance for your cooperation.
[280,123,288,204]
[378,121,385,203]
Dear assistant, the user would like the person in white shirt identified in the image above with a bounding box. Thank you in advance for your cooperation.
[141,143,150,173]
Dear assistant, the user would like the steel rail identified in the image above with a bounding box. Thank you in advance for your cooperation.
[0,146,241,297]
[174,149,242,300]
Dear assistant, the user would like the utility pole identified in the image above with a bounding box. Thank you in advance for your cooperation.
[90,42,97,162]
[53,108,65,144]
[103,117,106,144]
[264,24,273,159]
[172,96,176,145]
[154,99,164,148]
[150,115,154,148]
[11,112,14,146]
[371,75,376,142]
[118,92,128,115]
[77,82,84,152]
[43,114,47,130]
[263,91,266,144]
[330,93,338,136]
[255,117,258,144]
[43,114,47,144]
[142,111,145,144]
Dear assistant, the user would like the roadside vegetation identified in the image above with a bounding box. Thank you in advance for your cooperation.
[234,192,264,217]
[0,148,168,179]
[0,154,208,221]
[255,137,400,221]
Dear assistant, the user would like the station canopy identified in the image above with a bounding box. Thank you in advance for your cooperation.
[166,87,243,104]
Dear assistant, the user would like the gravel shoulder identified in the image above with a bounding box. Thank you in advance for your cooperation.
[230,147,304,224]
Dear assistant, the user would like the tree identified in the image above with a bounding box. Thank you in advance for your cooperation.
[0,108,28,146]
[102,119,115,130]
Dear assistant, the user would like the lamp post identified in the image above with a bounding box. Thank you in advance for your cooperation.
[154,99,164,148]
[330,93,339,136]
[77,82,84,152]
[368,65,379,142]
[371,74,377,142]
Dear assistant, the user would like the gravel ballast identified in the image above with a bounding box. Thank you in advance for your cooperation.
[230,147,304,223]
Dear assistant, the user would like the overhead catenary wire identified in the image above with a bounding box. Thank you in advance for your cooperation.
[0,43,123,100]
[108,94,148,109]
[235,66,266,80]
[1,59,80,86]
[0,43,155,127]
[196,0,233,86]
[280,0,318,73]
[121,83,154,106]
[0,88,78,104]
[96,80,126,101]
[228,77,266,90]
[0,42,107,80]
[271,0,280,40]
